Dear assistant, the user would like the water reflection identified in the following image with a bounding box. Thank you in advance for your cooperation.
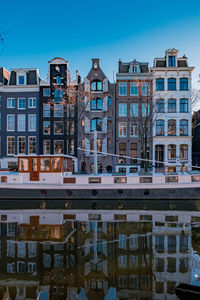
[0,209,200,299]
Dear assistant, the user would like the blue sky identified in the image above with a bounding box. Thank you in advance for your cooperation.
[1,0,200,86]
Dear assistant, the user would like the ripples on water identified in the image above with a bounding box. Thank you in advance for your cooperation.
[0,206,200,300]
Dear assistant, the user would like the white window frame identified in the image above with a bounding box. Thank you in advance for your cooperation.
[7,136,15,155]
[119,82,127,96]
[43,140,51,154]
[18,98,26,110]
[43,121,50,135]
[7,98,15,108]
[28,136,36,154]
[43,88,51,97]
[119,122,127,137]
[130,83,139,96]
[54,121,64,135]
[28,114,36,131]
[17,75,25,85]
[28,98,36,108]
[130,123,138,137]
[130,103,139,117]
[7,115,15,131]
[54,140,64,154]
[17,136,26,154]
[43,104,51,117]
[17,114,26,132]
[119,103,127,117]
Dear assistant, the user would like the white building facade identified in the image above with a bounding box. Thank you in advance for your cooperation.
[151,49,194,172]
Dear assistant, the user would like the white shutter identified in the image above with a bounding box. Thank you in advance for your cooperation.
[84,78,90,92]
[85,138,90,156]
[103,96,108,111]
[84,117,90,133]
[102,138,107,156]
[103,78,108,92]
[102,117,107,133]
[84,96,90,111]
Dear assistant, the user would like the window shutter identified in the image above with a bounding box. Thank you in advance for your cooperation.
[102,138,107,155]
[103,96,108,111]
[103,78,108,92]
[84,78,90,92]
[102,117,107,133]
[84,96,90,111]
[84,117,90,133]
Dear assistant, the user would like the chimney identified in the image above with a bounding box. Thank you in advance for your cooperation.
[92,59,100,69]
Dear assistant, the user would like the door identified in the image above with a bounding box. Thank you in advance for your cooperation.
[155,145,164,168]
[30,158,39,181]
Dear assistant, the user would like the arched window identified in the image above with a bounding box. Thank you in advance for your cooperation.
[81,162,87,173]
[155,99,164,113]
[180,145,188,160]
[90,163,102,173]
[91,98,102,111]
[180,99,188,113]
[168,78,176,91]
[180,119,188,136]
[107,117,112,126]
[180,78,188,91]
[168,99,176,113]
[81,118,85,127]
[91,118,102,131]
[168,119,176,135]
[107,138,112,148]
[156,78,164,91]
[54,89,63,102]
[90,139,102,152]
[91,80,102,91]
[168,145,176,160]
[156,120,165,136]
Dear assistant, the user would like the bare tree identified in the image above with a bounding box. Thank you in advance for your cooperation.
[192,88,200,112]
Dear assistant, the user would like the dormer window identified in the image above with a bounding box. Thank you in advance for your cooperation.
[168,56,175,67]
[18,75,25,85]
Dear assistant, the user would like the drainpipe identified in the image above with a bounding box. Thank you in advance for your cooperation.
[93,130,98,175]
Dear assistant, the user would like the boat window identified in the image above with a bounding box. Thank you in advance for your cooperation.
[19,159,29,171]
[51,158,61,171]
[41,158,50,171]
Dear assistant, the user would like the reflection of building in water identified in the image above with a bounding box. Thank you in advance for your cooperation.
[152,212,192,299]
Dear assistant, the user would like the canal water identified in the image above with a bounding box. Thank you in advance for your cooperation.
[0,206,200,300]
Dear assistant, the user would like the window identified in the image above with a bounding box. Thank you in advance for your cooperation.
[54,104,63,117]
[180,99,188,113]
[91,118,102,131]
[91,80,102,91]
[119,82,127,96]
[54,89,63,102]
[108,97,112,105]
[43,140,50,154]
[180,119,188,136]
[168,78,176,91]
[180,145,188,160]
[56,76,62,85]
[107,117,112,126]
[43,104,50,117]
[118,255,127,268]
[168,99,176,113]
[168,119,176,135]
[168,145,176,160]
[81,118,85,127]
[168,56,175,67]
[7,115,15,131]
[156,120,165,136]
[18,115,26,131]
[7,137,15,155]
[18,75,25,85]
[130,143,137,160]
[119,143,126,163]
[28,115,36,131]
[7,98,15,108]
[67,139,74,155]
[28,262,37,273]
[119,103,127,116]
[91,98,102,111]
[41,158,50,171]
[54,121,64,134]
[29,137,36,154]
[156,78,164,91]
[18,98,26,109]
[142,103,150,117]
[43,121,50,134]
[18,137,26,154]
[67,104,75,117]
[156,99,164,113]
[67,121,74,135]
[91,138,102,152]
[180,78,188,90]
[81,138,85,149]
[130,123,138,137]
[28,98,36,108]
[119,122,127,137]
[43,88,50,97]
[7,240,15,257]
[130,103,138,116]
[130,82,138,95]
[54,140,64,154]
[142,82,150,96]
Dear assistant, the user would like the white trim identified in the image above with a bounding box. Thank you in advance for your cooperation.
[28,136,36,154]
[28,97,37,108]
[7,136,15,156]
[17,136,26,155]
[54,121,64,135]
[43,121,50,135]
[28,114,36,131]
[43,140,51,155]
[17,114,26,132]
[7,98,15,108]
